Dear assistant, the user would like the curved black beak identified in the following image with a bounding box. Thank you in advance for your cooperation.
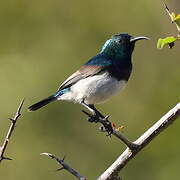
[130,36,150,43]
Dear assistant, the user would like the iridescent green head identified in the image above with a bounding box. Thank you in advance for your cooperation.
[101,33,149,60]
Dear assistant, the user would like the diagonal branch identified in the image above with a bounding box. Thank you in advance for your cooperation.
[0,99,24,162]
[82,110,138,150]
[41,103,179,180]
[41,152,86,180]
[97,102,180,180]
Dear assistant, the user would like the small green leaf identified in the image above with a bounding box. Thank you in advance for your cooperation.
[165,4,180,32]
[157,36,177,49]
[173,14,180,32]
[173,14,180,22]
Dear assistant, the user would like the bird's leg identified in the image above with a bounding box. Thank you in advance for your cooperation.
[81,102,95,115]
[81,102,113,135]
[81,102,104,121]
[88,104,105,119]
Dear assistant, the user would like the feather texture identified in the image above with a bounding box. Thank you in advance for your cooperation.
[58,54,112,91]
[28,95,56,111]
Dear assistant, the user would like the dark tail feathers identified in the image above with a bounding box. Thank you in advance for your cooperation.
[28,95,56,112]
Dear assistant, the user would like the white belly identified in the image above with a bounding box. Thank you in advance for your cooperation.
[58,72,127,104]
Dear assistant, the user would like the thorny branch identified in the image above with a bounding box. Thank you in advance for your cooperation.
[0,99,24,162]
[43,103,179,180]
[98,102,180,180]
[41,152,86,180]
[82,110,139,150]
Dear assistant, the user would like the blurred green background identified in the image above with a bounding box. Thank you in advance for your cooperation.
[0,0,179,179]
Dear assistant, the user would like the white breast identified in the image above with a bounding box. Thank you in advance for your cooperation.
[58,71,127,105]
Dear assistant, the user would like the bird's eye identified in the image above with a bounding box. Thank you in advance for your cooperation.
[118,39,123,44]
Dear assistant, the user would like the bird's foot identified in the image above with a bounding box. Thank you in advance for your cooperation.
[99,116,114,136]
[82,110,114,135]
[81,110,100,123]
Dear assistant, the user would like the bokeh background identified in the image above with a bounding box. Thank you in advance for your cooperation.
[0,0,179,179]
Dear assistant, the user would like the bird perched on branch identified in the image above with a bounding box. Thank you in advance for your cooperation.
[28,33,148,119]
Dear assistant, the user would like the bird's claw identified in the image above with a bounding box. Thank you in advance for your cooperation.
[102,117,114,136]
[88,117,99,123]
[82,110,99,123]
[82,110,114,135]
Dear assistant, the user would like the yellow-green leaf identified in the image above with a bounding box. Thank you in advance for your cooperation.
[157,37,177,49]
[173,14,180,32]
[173,14,180,22]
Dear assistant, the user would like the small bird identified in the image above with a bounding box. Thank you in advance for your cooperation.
[28,33,148,116]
